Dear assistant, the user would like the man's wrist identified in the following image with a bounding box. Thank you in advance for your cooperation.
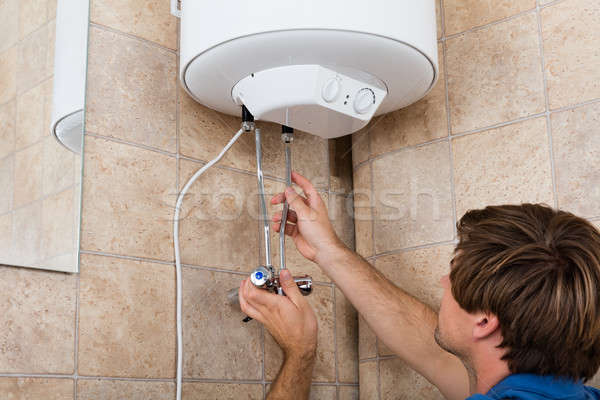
[315,240,349,267]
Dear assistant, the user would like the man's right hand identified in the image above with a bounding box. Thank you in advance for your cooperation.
[271,171,344,264]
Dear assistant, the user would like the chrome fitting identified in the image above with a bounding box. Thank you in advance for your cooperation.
[242,121,255,132]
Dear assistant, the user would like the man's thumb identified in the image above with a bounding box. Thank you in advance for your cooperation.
[285,187,309,216]
[279,269,303,306]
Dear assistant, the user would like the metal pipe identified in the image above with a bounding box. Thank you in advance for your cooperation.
[279,127,294,271]
[255,128,272,268]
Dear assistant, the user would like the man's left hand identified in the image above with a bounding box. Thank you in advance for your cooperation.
[239,269,318,360]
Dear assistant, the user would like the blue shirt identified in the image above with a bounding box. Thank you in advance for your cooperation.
[466,374,600,400]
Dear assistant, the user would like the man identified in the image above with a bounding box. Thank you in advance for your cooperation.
[238,172,600,400]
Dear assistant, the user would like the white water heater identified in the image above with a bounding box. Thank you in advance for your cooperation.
[179,0,438,138]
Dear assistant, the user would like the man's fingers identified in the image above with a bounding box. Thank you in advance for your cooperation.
[273,221,297,236]
[272,210,298,224]
[271,192,285,205]
[239,280,265,321]
[291,172,319,206]
[285,187,310,217]
[279,269,305,308]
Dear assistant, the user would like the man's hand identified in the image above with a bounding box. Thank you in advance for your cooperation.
[239,269,318,400]
[270,172,470,400]
[239,268,318,359]
[271,171,344,264]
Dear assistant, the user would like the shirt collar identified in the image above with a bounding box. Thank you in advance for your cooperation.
[487,374,585,399]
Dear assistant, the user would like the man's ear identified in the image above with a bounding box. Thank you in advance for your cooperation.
[472,312,500,340]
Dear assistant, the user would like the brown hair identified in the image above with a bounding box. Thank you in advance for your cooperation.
[450,204,600,381]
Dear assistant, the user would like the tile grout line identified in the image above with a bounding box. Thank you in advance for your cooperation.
[1,183,79,219]
[73,268,80,399]
[440,8,459,238]
[88,22,178,54]
[365,239,458,262]
[332,285,339,390]
[444,7,537,41]
[174,19,181,400]
[535,0,559,209]
[78,250,337,287]
[351,95,600,173]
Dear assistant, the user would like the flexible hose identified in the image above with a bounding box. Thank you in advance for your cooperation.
[173,128,245,400]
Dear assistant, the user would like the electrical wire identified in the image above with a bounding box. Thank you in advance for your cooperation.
[173,128,245,400]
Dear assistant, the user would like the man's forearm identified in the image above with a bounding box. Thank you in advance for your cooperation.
[316,246,458,377]
[267,352,315,400]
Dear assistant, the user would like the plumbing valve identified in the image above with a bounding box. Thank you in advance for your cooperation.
[229,266,313,323]
[249,266,313,297]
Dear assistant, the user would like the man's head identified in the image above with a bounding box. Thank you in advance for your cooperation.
[435,204,600,381]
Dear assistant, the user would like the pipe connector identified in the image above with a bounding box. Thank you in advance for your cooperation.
[242,105,255,132]
[282,125,294,143]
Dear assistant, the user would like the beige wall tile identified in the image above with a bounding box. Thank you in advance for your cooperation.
[47,0,57,20]
[261,124,330,190]
[78,254,175,378]
[375,245,453,312]
[552,102,600,218]
[375,245,454,356]
[452,118,554,219]
[436,0,442,39]
[353,164,373,258]
[86,27,177,152]
[179,90,256,172]
[13,142,43,208]
[0,46,17,104]
[0,378,73,400]
[380,357,444,399]
[19,0,49,39]
[370,47,447,157]
[90,0,178,50]
[336,288,359,383]
[542,0,600,109]
[42,188,75,260]
[182,267,262,380]
[358,314,377,360]
[0,100,16,159]
[359,361,378,400]
[0,213,13,262]
[330,136,354,194]
[183,382,263,399]
[17,22,53,94]
[446,13,545,133]
[310,385,337,399]
[339,386,359,400]
[351,122,372,168]
[16,81,48,150]
[372,142,454,253]
[265,284,335,382]
[80,136,176,261]
[329,194,355,251]
[0,266,76,373]
[0,0,18,53]
[12,201,42,265]
[443,0,535,36]
[42,136,76,196]
[179,159,259,271]
[0,155,13,214]
[78,379,174,400]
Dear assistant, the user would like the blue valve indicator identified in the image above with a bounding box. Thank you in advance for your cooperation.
[255,271,263,280]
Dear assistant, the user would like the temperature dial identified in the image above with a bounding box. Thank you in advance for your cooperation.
[321,78,341,103]
[353,88,376,114]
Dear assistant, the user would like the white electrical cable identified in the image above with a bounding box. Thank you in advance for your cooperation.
[173,128,245,400]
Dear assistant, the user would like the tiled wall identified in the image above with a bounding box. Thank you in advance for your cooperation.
[1,0,357,399]
[0,0,79,272]
[353,0,600,398]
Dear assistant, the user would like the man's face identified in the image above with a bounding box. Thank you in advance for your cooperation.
[434,257,472,358]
